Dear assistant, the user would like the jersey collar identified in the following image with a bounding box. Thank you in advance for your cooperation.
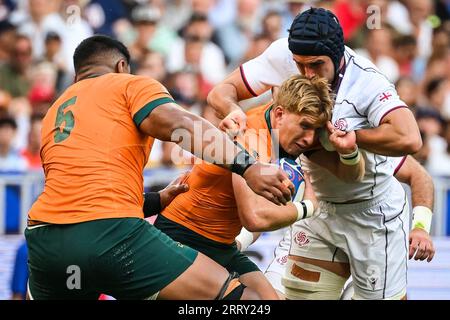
[264,104,297,160]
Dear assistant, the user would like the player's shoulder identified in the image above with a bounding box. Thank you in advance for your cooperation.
[340,47,394,100]
[265,38,291,60]
[245,103,271,127]
[344,47,391,86]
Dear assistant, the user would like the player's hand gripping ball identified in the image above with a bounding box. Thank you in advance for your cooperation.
[277,158,305,202]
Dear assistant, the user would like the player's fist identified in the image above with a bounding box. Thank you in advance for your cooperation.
[409,228,435,262]
[326,121,357,155]
[243,162,294,206]
[219,108,247,138]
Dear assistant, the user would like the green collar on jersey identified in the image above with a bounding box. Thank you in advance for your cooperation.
[264,104,296,160]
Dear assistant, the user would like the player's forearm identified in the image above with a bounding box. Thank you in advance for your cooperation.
[142,104,252,171]
[174,112,253,172]
[355,124,422,156]
[410,168,434,210]
[336,152,366,183]
[233,175,296,231]
[207,83,242,119]
[242,202,298,232]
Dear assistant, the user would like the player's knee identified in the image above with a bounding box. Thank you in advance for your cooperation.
[216,272,248,300]
[282,259,347,300]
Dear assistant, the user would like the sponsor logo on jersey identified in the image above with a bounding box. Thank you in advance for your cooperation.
[276,255,288,265]
[334,118,348,131]
[294,231,310,247]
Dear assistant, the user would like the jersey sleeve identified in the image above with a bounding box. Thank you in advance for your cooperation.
[392,156,407,175]
[126,76,175,127]
[240,38,293,96]
[366,81,408,127]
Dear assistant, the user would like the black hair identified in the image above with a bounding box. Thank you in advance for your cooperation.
[73,35,131,74]
[0,20,16,35]
[45,31,61,43]
[425,77,446,98]
[0,116,17,130]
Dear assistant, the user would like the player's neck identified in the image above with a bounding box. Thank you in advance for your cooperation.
[75,67,114,82]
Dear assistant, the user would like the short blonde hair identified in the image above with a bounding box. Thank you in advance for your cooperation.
[274,75,334,126]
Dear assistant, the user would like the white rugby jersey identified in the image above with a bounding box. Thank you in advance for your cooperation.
[241,38,410,202]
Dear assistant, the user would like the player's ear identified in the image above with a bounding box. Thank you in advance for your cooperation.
[116,59,130,74]
[273,105,285,121]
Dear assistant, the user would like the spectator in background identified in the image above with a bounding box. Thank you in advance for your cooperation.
[84,0,127,37]
[127,4,178,59]
[355,24,400,83]
[43,31,70,93]
[167,13,227,85]
[280,0,311,37]
[416,107,445,139]
[392,34,417,78]
[157,0,193,32]
[27,61,56,115]
[0,116,27,172]
[242,34,271,62]
[435,0,450,26]
[21,113,42,170]
[58,0,93,74]
[431,25,450,58]
[425,77,450,114]
[10,241,28,300]
[396,76,420,112]
[15,0,62,63]
[0,34,32,98]
[261,10,283,42]
[405,0,434,60]
[0,20,16,63]
[427,119,450,176]
[215,0,261,68]
[0,0,15,21]
[135,50,167,82]
[333,0,366,41]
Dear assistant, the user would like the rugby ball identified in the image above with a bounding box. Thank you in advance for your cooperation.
[277,158,305,202]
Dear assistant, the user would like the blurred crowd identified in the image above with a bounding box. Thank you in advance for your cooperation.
[1,0,450,176]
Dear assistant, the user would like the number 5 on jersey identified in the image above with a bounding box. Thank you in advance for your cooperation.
[54,96,77,143]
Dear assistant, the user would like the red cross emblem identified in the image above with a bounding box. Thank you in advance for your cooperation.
[379,92,392,102]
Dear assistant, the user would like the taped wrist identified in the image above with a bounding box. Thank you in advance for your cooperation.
[235,228,254,252]
[339,147,361,165]
[143,192,161,217]
[293,200,315,221]
[412,206,433,233]
[231,141,256,176]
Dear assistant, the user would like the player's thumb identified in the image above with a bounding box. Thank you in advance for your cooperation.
[169,184,189,197]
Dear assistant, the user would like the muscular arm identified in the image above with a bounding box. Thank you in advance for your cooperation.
[232,174,298,232]
[394,155,434,209]
[139,102,293,204]
[307,149,365,183]
[395,155,435,262]
[207,68,257,119]
[355,108,422,156]
[140,102,239,167]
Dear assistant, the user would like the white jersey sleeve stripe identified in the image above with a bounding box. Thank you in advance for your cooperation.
[393,156,407,175]
[239,65,258,97]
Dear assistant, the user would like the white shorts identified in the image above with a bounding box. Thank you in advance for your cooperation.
[266,181,409,299]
